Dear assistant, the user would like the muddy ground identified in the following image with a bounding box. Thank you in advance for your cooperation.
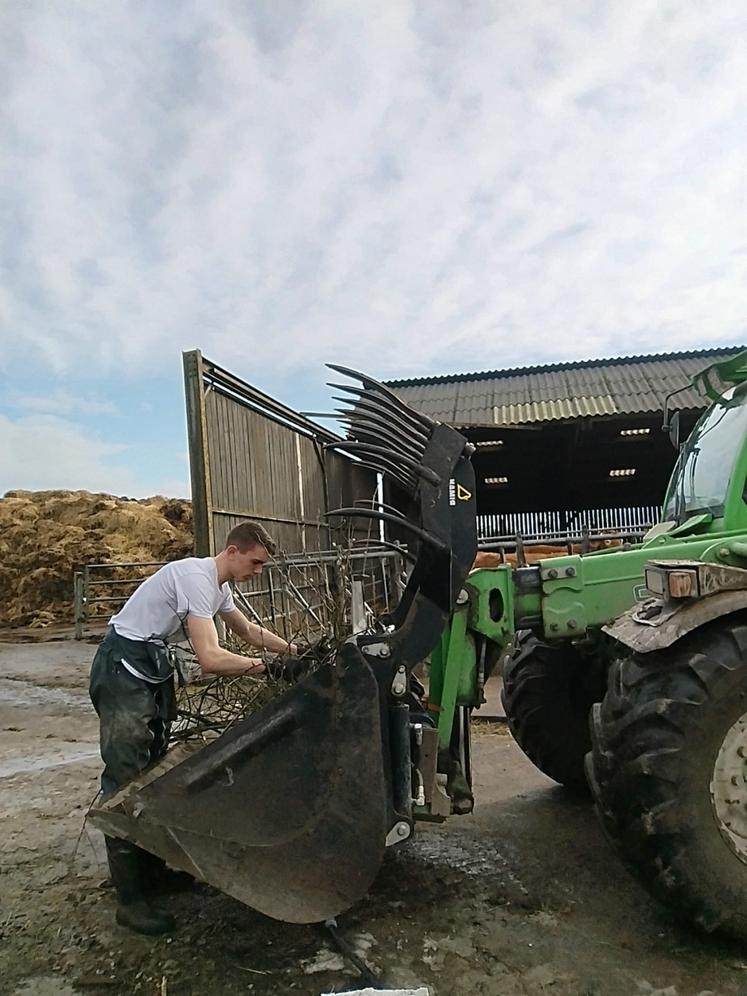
[1,640,746,996]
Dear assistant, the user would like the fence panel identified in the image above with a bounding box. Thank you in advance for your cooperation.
[183,350,376,556]
[74,549,404,642]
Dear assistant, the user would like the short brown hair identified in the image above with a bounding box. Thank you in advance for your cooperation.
[224,521,276,555]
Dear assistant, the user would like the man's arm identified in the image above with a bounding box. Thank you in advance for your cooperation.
[186,615,266,676]
[219,607,298,656]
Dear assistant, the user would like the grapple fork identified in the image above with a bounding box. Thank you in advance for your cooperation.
[88,366,477,923]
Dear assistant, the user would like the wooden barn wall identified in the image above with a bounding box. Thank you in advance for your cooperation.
[184,351,376,557]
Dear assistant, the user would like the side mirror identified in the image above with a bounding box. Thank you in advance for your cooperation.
[668,410,681,450]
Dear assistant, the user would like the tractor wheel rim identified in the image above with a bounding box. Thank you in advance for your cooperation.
[710,713,747,864]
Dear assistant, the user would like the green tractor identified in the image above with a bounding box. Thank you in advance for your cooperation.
[430,348,747,940]
[90,350,747,942]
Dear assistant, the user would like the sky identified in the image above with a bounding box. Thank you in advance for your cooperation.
[1,1,746,497]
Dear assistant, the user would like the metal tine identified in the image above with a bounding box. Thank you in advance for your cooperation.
[326,431,417,480]
[333,396,427,457]
[357,461,416,494]
[334,410,424,462]
[355,461,416,494]
[327,383,431,441]
[329,384,431,443]
[353,497,412,519]
[348,426,424,473]
[331,407,428,459]
[331,441,439,487]
[337,385,429,436]
[345,430,429,484]
[345,427,436,485]
[326,363,435,432]
[338,429,422,469]
[337,420,420,464]
[325,444,417,493]
[326,508,447,553]
[324,440,425,484]
[326,436,422,473]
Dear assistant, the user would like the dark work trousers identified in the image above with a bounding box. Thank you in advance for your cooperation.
[89,632,179,909]
[89,635,176,798]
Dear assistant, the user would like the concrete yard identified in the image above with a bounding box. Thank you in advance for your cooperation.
[1,639,745,996]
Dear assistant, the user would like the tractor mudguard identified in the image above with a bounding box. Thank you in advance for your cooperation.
[89,642,388,924]
[605,561,747,654]
[605,590,747,653]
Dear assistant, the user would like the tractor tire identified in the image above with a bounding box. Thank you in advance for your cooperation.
[587,614,747,941]
[501,635,608,793]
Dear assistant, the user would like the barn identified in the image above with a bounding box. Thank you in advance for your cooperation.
[388,347,743,544]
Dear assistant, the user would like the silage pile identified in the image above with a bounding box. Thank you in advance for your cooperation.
[0,490,193,629]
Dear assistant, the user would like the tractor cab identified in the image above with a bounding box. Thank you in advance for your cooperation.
[662,381,747,532]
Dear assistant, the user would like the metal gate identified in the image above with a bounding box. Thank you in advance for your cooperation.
[73,547,404,642]
[183,350,377,557]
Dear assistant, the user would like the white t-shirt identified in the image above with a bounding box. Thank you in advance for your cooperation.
[110,557,235,643]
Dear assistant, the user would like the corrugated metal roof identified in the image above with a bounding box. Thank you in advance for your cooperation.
[387,347,745,426]
[494,394,618,425]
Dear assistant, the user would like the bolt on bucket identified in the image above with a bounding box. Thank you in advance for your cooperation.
[88,644,388,924]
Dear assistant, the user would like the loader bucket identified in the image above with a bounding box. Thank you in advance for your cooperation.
[88,643,389,924]
[89,362,478,925]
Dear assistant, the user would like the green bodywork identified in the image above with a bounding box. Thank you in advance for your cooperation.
[429,350,747,749]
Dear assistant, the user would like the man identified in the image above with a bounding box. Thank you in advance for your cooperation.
[90,520,296,936]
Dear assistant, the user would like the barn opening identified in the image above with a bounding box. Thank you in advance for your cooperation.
[388,347,743,544]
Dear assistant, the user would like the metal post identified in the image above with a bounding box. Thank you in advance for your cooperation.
[73,572,84,640]
[267,570,278,629]
[380,553,389,610]
[183,349,215,556]
[351,580,366,634]
[295,434,307,553]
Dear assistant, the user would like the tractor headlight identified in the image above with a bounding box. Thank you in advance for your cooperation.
[645,565,699,600]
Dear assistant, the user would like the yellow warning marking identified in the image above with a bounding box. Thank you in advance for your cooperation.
[456,484,472,501]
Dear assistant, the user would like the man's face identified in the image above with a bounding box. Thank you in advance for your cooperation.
[228,542,269,581]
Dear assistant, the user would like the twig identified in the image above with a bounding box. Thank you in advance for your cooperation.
[234,964,271,975]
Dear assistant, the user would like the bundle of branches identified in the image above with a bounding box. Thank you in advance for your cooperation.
[170,630,340,746]
[171,671,275,745]
[170,531,388,746]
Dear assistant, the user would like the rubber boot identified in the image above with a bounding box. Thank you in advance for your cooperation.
[140,850,195,895]
[105,836,176,936]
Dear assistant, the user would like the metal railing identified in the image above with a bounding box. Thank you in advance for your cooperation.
[476,504,659,545]
[73,562,165,640]
[73,547,405,641]
[475,529,639,566]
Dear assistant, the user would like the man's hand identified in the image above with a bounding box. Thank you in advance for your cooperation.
[266,637,331,683]
[266,653,310,684]
[293,636,331,661]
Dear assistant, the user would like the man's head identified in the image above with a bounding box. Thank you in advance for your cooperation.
[222,521,276,582]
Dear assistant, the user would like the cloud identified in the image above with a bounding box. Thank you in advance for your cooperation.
[0,413,134,493]
[0,0,746,385]
[0,413,186,496]
[10,389,118,417]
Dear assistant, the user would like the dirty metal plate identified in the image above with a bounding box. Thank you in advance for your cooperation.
[89,645,389,923]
